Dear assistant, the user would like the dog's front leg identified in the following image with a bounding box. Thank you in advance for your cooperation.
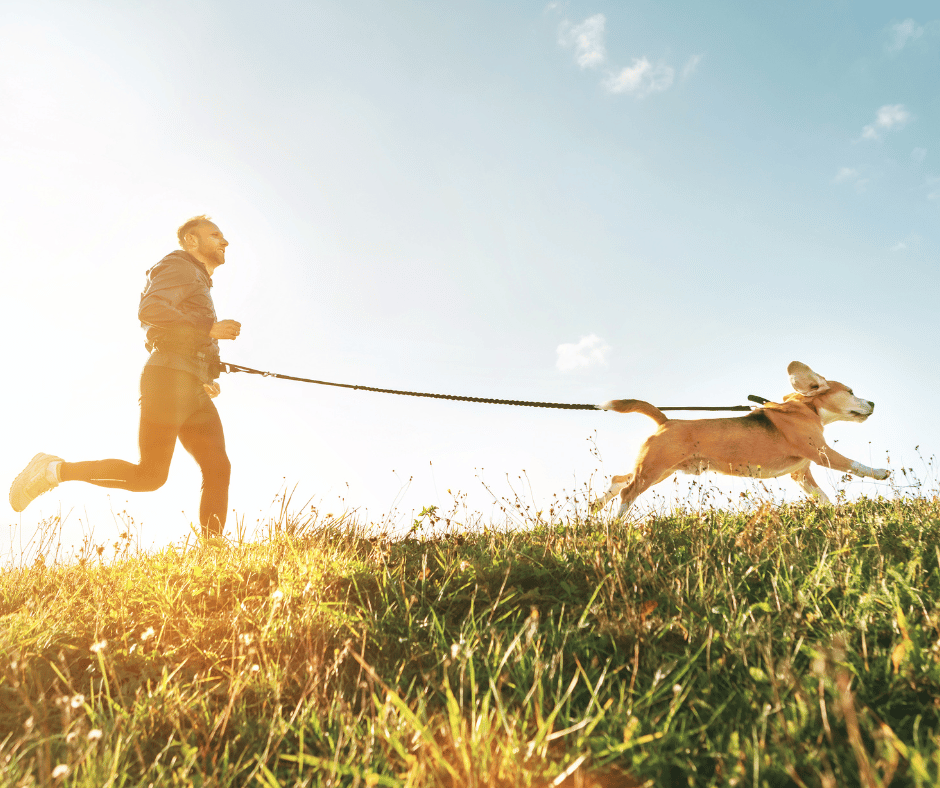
[847,460,891,481]
[815,446,890,481]
[791,465,831,503]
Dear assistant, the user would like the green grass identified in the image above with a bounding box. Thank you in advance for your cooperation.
[3,495,940,787]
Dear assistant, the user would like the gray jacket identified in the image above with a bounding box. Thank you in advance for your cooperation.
[139,250,220,383]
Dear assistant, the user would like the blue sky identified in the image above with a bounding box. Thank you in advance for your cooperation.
[2,1,939,559]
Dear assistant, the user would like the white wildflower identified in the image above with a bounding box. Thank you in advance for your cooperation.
[52,764,69,779]
[90,639,107,653]
[140,627,155,641]
[87,729,103,742]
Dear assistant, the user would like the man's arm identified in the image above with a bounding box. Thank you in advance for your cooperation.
[203,322,241,398]
[210,320,241,340]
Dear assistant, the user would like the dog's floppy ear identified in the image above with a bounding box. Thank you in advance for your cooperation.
[788,361,830,396]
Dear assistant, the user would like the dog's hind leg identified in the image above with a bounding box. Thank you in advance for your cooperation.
[615,476,650,519]
[593,474,633,512]
[615,464,676,519]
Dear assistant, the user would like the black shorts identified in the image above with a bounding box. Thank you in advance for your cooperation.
[140,364,219,427]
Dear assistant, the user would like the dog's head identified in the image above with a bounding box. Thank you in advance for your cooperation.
[787,361,875,424]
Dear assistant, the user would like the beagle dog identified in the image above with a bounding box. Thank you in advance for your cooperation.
[594,361,889,518]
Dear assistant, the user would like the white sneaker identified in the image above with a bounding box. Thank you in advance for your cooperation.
[9,453,63,512]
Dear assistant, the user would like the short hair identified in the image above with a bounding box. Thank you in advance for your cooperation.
[177,215,213,247]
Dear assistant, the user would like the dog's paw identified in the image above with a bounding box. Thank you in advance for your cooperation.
[874,468,890,481]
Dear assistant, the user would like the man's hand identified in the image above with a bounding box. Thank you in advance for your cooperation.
[210,319,241,340]
[204,382,221,398]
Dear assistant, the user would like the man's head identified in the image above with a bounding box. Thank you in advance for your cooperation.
[178,215,228,275]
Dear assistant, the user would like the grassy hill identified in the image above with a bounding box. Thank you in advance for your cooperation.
[2,496,940,787]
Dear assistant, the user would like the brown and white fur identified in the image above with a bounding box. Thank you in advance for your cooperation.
[594,361,889,518]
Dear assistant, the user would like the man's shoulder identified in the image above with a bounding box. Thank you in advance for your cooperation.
[152,250,199,268]
[147,251,205,281]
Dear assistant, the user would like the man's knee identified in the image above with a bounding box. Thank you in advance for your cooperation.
[137,466,170,492]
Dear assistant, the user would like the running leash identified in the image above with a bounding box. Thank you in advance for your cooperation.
[221,361,766,413]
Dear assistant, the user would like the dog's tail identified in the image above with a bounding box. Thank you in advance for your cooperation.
[599,399,669,425]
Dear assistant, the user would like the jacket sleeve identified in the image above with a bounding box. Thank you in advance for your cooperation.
[139,262,214,334]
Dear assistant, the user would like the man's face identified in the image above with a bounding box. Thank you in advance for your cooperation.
[188,221,229,270]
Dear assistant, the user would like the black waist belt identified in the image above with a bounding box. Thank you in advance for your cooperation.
[151,344,208,360]
[151,347,221,380]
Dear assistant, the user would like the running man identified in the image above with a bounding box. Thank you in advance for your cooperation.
[9,216,241,538]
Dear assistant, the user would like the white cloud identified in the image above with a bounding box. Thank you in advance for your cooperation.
[886,19,924,53]
[557,14,683,98]
[558,14,607,69]
[927,176,940,201]
[860,104,911,140]
[832,167,868,191]
[681,54,702,81]
[891,234,924,251]
[833,167,860,183]
[605,58,674,97]
[556,334,611,372]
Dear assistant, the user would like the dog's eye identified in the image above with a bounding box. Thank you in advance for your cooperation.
[848,389,854,395]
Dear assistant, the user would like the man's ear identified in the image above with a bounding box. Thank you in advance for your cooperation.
[181,232,197,252]
[788,361,830,396]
